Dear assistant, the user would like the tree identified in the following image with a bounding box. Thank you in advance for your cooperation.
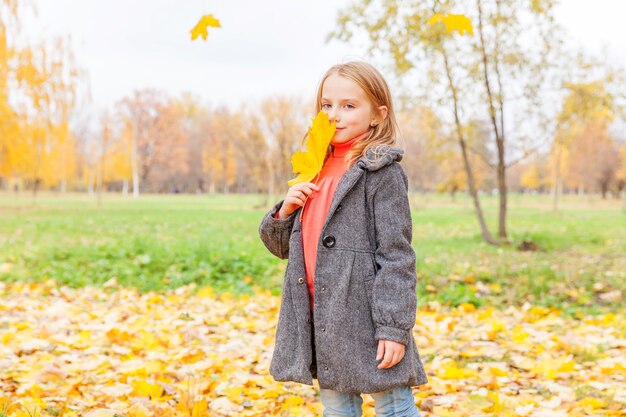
[202,107,240,194]
[0,2,82,195]
[396,104,442,193]
[239,107,271,196]
[257,96,309,202]
[96,112,113,205]
[177,92,210,193]
[330,0,568,244]
[117,89,165,198]
[550,76,626,207]
[566,119,620,198]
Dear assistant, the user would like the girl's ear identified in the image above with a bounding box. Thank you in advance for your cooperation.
[371,105,388,126]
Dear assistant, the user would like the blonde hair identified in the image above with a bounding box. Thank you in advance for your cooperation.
[300,61,402,168]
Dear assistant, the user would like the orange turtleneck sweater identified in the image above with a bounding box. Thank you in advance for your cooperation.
[275,130,370,311]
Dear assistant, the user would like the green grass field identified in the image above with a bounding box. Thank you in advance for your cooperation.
[1,191,624,316]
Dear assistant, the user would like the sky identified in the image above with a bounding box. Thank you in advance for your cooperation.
[24,0,626,115]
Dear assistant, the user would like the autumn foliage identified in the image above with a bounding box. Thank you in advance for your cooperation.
[0,279,624,416]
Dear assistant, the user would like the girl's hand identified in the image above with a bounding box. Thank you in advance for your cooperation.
[376,340,405,369]
[277,182,320,218]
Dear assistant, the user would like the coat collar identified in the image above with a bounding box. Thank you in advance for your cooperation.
[357,145,404,172]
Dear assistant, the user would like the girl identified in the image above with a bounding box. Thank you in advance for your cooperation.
[259,61,428,417]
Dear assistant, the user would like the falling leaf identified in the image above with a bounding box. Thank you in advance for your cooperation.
[190,14,222,41]
[287,111,335,187]
[428,13,474,36]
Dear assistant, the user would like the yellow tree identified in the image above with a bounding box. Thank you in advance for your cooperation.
[0,2,81,194]
[48,120,77,192]
[0,1,29,183]
[106,117,133,194]
[550,79,621,208]
[520,163,541,191]
[96,111,115,205]
[202,107,239,194]
[22,38,80,195]
[0,0,23,181]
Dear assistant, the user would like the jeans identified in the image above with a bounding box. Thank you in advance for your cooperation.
[319,385,422,417]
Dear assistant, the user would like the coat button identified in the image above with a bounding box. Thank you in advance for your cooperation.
[324,366,329,371]
[322,235,336,248]
[336,204,342,212]
[298,277,305,284]
[321,327,326,332]
[321,286,326,291]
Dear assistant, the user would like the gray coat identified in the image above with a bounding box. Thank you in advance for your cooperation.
[258,145,429,394]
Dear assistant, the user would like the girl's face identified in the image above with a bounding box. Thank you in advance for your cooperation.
[321,74,379,145]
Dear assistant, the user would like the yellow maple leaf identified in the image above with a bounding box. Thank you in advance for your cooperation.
[287,111,335,187]
[190,14,222,41]
[428,13,474,36]
[131,379,164,399]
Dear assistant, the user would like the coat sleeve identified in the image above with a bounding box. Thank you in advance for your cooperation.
[371,163,417,346]
[258,199,298,260]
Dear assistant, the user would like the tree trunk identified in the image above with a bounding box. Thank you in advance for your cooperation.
[131,130,139,198]
[477,0,508,242]
[442,49,498,245]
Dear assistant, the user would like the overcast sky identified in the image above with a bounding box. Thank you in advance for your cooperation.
[25,0,626,115]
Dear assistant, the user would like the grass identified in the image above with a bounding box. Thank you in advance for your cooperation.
[0,191,624,316]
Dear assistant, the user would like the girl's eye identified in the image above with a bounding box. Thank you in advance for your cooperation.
[321,103,354,109]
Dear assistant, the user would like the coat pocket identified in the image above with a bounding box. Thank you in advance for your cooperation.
[353,251,376,314]
[364,271,375,310]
